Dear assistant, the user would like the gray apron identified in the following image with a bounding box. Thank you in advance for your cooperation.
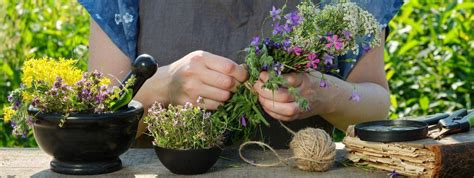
[137,0,333,149]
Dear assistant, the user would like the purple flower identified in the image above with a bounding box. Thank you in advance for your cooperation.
[323,54,334,65]
[274,42,281,49]
[284,11,302,26]
[283,39,291,48]
[362,44,371,53]
[262,64,269,71]
[283,23,293,33]
[272,22,283,35]
[273,62,284,76]
[388,170,398,178]
[92,70,103,78]
[32,97,40,107]
[264,38,273,46]
[49,88,58,96]
[81,89,90,96]
[76,79,85,86]
[319,79,328,88]
[343,30,351,39]
[325,35,343,50]
[255,46,261,55]
[270,6,281,21]
[241,115,247,127]
[251,36,260,46]
[349,91,361,102]
[7,95,13,103]
[53,77,63,88]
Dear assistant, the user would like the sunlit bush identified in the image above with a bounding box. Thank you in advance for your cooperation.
[385,0,473,119]
[0,0,89,147]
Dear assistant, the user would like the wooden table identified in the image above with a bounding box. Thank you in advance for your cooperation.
[0,143,388,177]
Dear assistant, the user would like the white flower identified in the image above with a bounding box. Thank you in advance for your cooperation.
[122,13,134,24]
[115,13,134,25]
[114,13,122,25]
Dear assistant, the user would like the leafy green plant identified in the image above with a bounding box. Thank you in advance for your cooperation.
[0,0,89,147]
[145,98,226,150]
[385,0,473,119]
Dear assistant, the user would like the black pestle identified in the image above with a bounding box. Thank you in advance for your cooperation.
[120,54,158,99]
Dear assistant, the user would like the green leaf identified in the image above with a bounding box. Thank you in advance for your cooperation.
[396,40,419,56]
[2,63,13,77]
[419,96,430,111]
[390,95,398,109]
[455,2,474,10]
[109,89,133,111]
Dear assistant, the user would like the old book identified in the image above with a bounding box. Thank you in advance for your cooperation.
[343,125,474,177]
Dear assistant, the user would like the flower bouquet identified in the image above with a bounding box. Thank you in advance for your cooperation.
[212,0,381,140]
[145,97,226,175]
[2,58,144,175]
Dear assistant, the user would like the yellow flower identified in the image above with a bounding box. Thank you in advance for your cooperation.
[21,57,83,88]
[2,106,16,123]
[99,77,111,86]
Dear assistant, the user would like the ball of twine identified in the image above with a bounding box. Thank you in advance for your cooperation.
[290,128,336,171]
[239,121,336,172]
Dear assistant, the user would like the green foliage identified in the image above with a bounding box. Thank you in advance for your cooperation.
[385,0,473,119]
[0,0,89,147]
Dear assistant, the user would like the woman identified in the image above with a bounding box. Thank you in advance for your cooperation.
[79,0,403,148]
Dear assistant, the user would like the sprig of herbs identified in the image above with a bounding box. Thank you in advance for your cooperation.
[211,0,381,142]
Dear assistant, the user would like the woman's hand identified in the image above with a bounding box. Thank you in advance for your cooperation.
[253,71,340,121]
[167,50,248,110]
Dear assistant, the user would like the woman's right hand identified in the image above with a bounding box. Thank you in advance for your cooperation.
[167,50,248,110]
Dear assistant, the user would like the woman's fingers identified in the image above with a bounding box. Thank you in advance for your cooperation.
[263,108,295,122]
[259,95,300,119]
[200,68,240,91]
[259,72,304,87]
[283,73,304,87]
[201,51,248,82]
[191,82,232,103]
[199,98,224,110]
[254,80,294,102]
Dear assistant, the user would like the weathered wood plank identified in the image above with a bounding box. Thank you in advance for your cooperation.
[0,143,388,177]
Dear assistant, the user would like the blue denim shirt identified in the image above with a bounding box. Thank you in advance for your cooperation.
[79,0,403,66]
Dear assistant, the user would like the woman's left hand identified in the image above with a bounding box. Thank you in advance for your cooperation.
[253,71,339,122]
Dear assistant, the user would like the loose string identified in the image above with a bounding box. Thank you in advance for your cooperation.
[238,121,333,168]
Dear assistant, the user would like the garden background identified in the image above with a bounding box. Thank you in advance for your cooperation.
[0,0,472,147]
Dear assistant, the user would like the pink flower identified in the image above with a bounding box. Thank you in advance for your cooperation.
[306,53,320,69]
[325,35,343,50]
[307,53,317,61]
[293,47,302,56]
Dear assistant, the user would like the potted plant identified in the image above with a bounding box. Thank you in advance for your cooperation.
[144,97,226,175]
[2,57,150,175]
